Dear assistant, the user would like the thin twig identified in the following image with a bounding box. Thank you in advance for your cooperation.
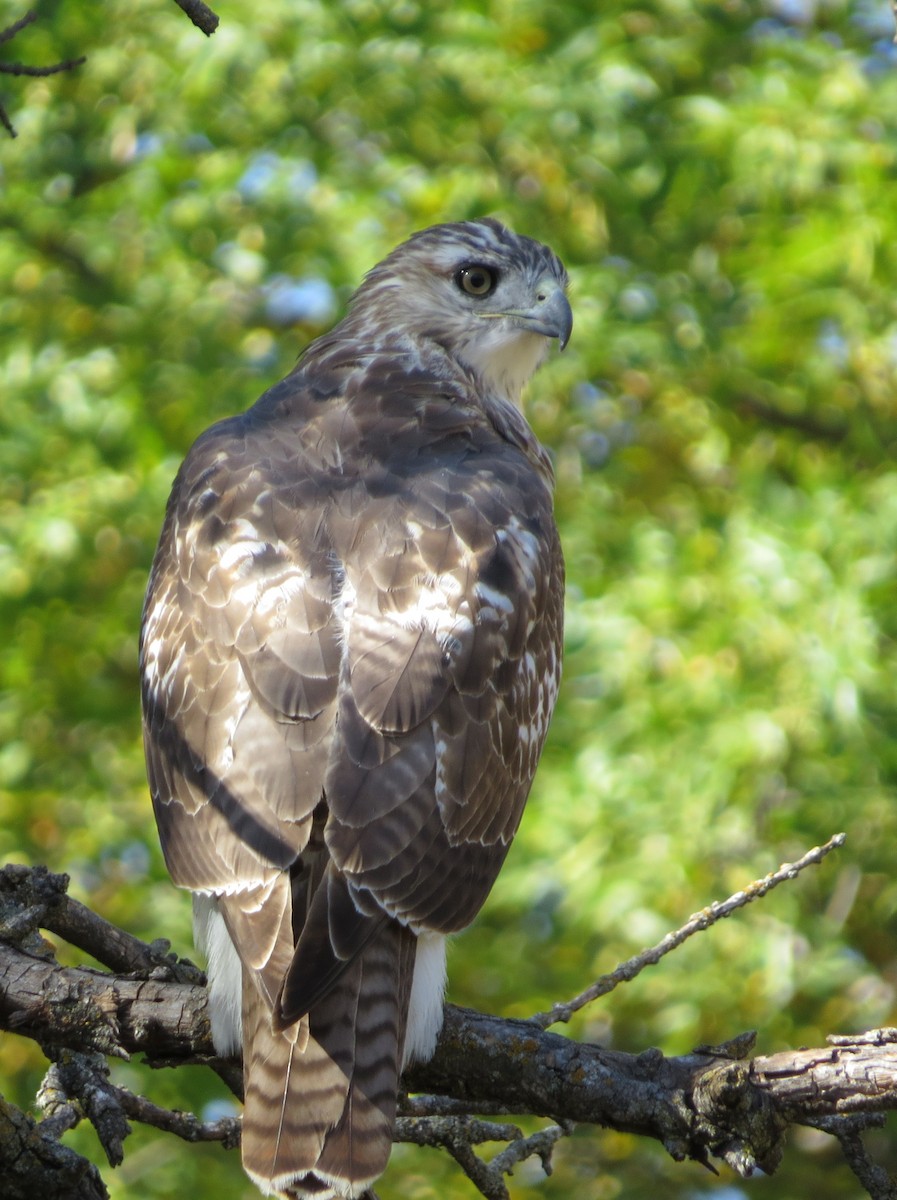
[172,0,220,35]
[0,10,37,46]
[113,1086,241,1148]
[396,1115,520,1200]
[810,1115,897,1200]
[396,1115,523,1148]
[837,1130,897,1200]
[530,833,846,1029]
[0,9,86,138]
[489,1122,572,1178]
[0,58,87,78]
[442,1137,509,1200]
[395,1113,572,1199]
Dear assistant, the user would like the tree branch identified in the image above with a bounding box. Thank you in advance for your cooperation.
[172,0,220,36]
[4,934,897,1167]
[0,940,211,1063]
[813,1115,897,1200]
[0,1089,109,1200]
[0,11,37,47]
[0,863,203,981]
[0,10,86,138]
[2,847,893,1198]
[396,1115,537,1200]
[735,393,849,443]
[530,833,846,1028]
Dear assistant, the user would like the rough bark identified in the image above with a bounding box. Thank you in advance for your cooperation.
[2,862,896,1199]
[3,935,897,1181]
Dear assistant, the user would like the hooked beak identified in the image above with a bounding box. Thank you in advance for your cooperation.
[503,283,573,350]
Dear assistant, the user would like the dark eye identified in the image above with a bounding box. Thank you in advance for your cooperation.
[455,264,497,297]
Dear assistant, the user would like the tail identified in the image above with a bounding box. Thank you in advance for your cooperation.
[241,921,416,1199]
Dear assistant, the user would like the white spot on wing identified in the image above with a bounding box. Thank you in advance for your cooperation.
[219,539,271,573]
[333,570,356,642]
[385,569,475,652]
[434,735,449,802]
[474,582,514,615]
[255,572,308,620]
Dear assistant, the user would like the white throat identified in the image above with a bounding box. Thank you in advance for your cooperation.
[458,324,549,408]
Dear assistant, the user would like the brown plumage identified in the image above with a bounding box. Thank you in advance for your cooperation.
[140,218,570,1198]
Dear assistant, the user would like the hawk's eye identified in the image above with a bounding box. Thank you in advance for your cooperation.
[456,264,497,297]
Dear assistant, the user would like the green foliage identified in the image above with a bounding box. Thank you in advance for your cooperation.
[2,1,897,1196]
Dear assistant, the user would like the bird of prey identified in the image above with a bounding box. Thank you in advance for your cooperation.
[140,218,570,1199]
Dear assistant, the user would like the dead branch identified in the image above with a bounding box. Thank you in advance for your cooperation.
[36,1049,242,1151]
[2,850,895,1199]
[172,0,220,35]
[531,833,846,1028]
[813,1115,897,1200]
[395,1115,536,1200]
[0,1087,109,1200]
[0,862,203,981]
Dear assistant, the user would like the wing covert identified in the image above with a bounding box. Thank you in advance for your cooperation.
[141,418,341,895]
[324,437,564,934]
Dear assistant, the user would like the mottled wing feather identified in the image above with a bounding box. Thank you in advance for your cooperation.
[322,423,563,935]
[218,877,295,1011]
[141,420,341,895]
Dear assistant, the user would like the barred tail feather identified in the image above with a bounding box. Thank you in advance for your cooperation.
[241,922,416,1199]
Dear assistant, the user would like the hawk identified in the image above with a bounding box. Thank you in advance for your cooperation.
[140,218,570,1199]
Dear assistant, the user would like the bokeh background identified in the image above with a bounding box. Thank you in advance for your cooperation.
[2,1,897,1197]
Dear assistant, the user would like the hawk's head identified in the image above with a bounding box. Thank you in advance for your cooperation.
[346,218,572,406]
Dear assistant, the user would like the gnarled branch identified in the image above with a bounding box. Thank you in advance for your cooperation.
[2,854,896,1199]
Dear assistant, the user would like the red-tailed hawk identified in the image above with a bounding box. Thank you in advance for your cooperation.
[140,218,570,1198]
